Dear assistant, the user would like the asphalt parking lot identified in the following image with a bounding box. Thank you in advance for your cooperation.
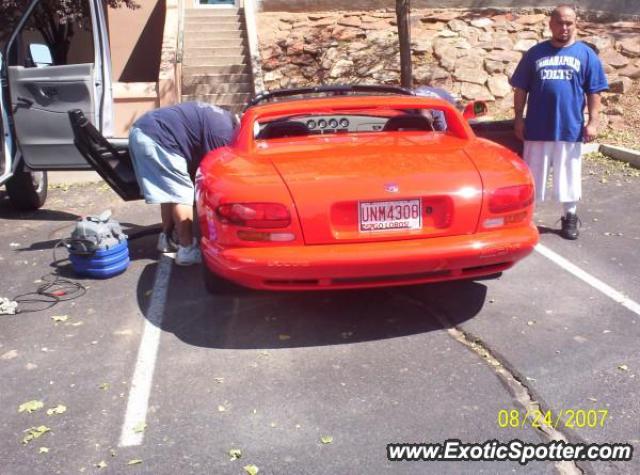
[1,154,639,474]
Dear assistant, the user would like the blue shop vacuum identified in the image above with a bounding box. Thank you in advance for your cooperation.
[66,210,130,278]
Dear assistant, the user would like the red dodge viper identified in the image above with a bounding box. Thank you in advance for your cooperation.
[195,85,538,293]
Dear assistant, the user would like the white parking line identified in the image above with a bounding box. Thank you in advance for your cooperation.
[119,255,173,447]
[535,243,640,316]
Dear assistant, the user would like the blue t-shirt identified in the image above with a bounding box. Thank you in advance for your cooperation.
[510,41,608,142]
[133,102,236,172]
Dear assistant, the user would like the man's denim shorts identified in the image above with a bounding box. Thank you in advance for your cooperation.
[128,127,194,205]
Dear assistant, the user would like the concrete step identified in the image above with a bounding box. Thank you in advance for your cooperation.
[182,55,246,66]
[182,64,251,75]
[184,30,245,41]
[182,80,253,95]
[181,92,252,108]
[185,12,241,21]
[185,18,243,28]
[183,46,246,58]
[182,78,253,95]
[182,72,252,84]
[185,37,246,48]
[184,25,244,41]
[184,18,244,32]
[184,8,240,17]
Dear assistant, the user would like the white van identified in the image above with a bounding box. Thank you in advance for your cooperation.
[0,0,141,210]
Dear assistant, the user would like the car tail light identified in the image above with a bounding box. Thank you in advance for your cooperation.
[216,203,291,228]
[489,185,533,213]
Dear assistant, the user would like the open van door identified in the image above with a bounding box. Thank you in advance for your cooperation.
[1,0,140,208]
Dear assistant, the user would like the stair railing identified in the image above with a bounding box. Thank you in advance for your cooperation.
[242,0,265,95]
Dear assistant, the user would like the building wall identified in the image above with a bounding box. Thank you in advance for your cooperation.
[258,0,639,16]
[107,0,166,82]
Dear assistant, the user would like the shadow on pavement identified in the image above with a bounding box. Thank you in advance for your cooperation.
[537,224,562,237]
[0,198,81,221]
[135,261,488,350]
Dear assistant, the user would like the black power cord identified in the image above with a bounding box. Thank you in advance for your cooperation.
[6,224,162,315]
[10,240,88,314]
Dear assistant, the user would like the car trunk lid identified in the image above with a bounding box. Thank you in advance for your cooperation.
[259,133,483,245]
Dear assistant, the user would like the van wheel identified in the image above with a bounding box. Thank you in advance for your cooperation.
[203,265,242,295]
[6,166,48,210]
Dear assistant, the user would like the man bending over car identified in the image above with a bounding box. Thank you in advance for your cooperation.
[129,102,237,266]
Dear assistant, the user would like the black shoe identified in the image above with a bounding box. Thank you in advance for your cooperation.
[560,213,579,240]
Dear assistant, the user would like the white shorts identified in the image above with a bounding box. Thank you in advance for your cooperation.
[523,141,582,203]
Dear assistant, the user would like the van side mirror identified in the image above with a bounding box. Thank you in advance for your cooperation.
[28,43,53,67]
[463,100,488,120]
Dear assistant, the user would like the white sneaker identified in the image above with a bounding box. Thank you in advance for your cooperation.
[157,232,178,253]
[175,241,202,266]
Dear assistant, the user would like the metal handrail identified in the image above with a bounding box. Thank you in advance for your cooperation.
[176,0,185,64]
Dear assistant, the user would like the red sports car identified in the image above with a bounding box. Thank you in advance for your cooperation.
[195,85,538,293]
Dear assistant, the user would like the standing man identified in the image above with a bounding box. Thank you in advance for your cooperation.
[129,102,236,265]
[510,4,608,240]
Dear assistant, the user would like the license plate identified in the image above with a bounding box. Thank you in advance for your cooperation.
[359,199,422,232]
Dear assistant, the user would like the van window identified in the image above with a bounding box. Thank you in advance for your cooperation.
[6,0,94,67]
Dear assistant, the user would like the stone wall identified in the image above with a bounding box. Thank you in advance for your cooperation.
[256,8,640,123]
[258,1,640,17]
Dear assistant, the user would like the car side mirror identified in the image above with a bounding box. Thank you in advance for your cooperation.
[463,101,488,120]
[28,43,53,67]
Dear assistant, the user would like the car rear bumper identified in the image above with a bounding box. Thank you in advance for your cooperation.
[201,224,539,290]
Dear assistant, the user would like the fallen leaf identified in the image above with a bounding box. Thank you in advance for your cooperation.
[99,383,110,390]
[46,405,67,416]
[22,426,50,444]
[127,459,143,465]
[132,422,147,433]
[19,400,44,414]
[39,447,49,454]
[244,464,259,475]
[96,460,107,469]
[51,315,69,323]
[321,435,334,444]
[1,349,18,360]
[618,364,629,372]
[278,334,291,341]
[229,449,242,461]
